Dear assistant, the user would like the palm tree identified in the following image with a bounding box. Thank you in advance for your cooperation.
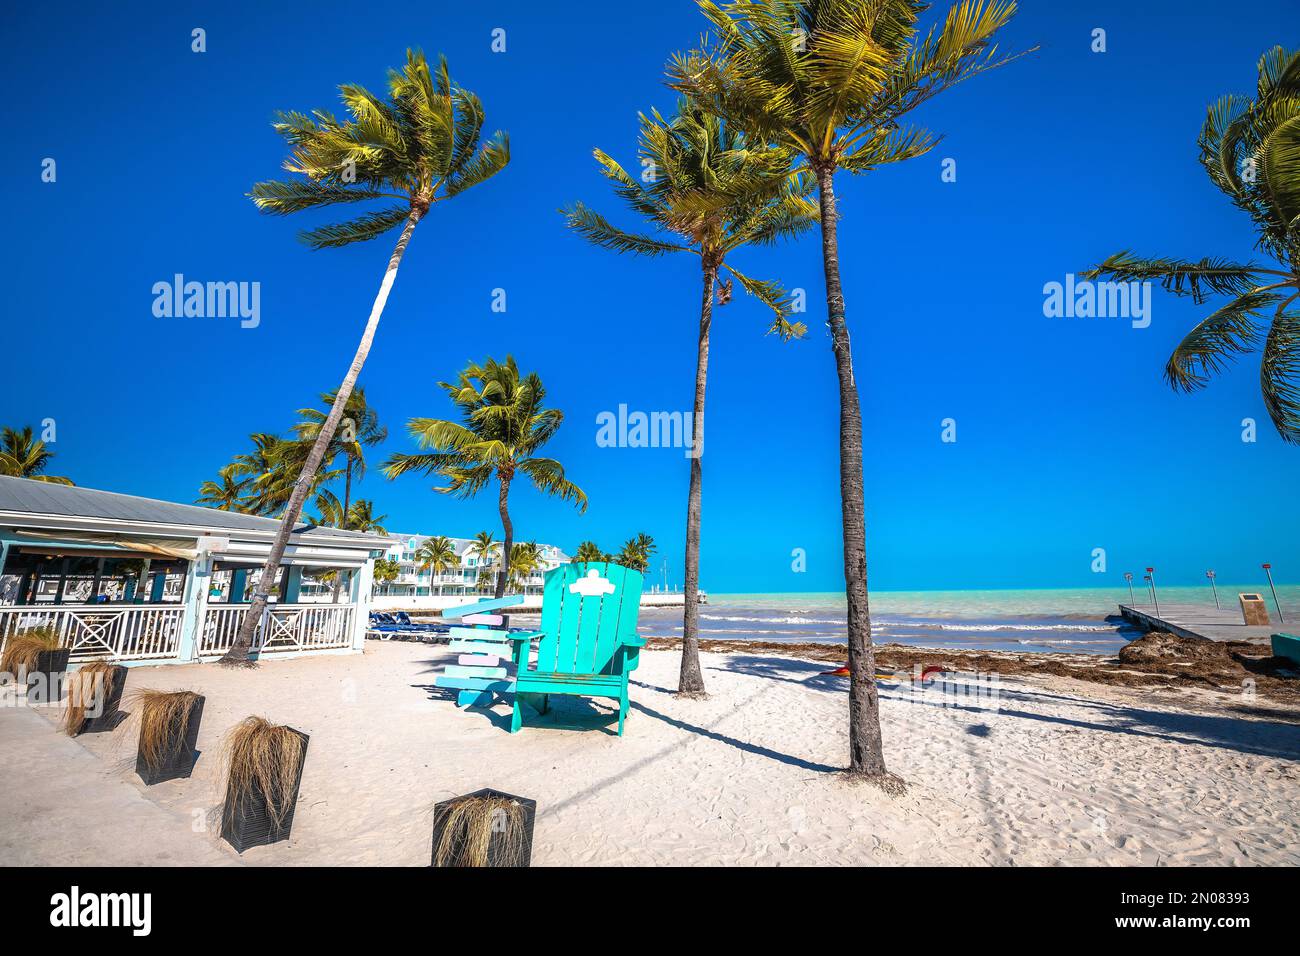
[343,499,388,534]
[573,541,606,563]
[1,426,73,485]
[563,100,813,700]
[508,540,544,589]
[670,0,1026,785]
[415,535,458,592]
[196,464,251,511]
[226,433,342,518]
[295,387,387,524]
[373,556,401,588]
[415,535,458,571]
[385,357,587,598]
[616,533,657,573]
[1084,47,1300,441]
[467,531,500,592]
[221,50,509,667]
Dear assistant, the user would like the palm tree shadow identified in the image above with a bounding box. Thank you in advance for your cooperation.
[715,653,1300,761]
[631,700,839,773]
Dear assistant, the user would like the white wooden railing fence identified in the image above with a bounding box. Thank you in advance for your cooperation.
[198,603,355,657]
[0,606,186,661]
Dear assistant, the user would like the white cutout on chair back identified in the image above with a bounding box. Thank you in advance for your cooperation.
[569,568,616,598]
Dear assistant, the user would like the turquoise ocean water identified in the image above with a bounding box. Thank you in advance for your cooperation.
[635,585,1300,655]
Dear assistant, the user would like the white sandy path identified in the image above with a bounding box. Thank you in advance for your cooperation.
[2,644,1298,866]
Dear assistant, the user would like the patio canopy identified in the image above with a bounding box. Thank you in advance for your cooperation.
[0,476,390,568]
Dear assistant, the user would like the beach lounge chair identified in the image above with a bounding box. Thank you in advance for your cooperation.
[507,561,645,736]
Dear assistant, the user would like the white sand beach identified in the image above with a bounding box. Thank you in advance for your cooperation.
[2,642,1298,866]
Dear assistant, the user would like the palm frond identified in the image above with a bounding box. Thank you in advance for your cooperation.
[1083,251,1263,304]
[1165,289,1278,391]
[297,205,412,249]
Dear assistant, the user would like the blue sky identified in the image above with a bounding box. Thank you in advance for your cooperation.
[2,1,1298,593]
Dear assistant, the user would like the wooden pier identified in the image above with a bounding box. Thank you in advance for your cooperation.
[1118,602,1280,645]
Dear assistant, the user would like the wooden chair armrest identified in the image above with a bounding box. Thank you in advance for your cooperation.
[507,630,544,642]
[620,634,646,648]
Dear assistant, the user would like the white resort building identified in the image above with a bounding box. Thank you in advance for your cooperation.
[370,533,571,603]
[0,476,388,666]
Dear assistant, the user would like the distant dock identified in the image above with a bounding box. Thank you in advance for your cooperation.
[1118,602,1277,645]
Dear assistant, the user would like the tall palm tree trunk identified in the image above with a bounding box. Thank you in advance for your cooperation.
[814,167,889,781]
[220,208,423,666]
[678,266,714,697]
[495,475,513,600]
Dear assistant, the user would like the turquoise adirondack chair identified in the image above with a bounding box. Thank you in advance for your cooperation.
[507,562,645,736]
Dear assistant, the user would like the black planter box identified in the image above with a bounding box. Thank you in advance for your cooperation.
[220,729,309,853]
[136,695,205,785]
[25,649,71,704]
[77,665,128,734]
[431,788,537,867]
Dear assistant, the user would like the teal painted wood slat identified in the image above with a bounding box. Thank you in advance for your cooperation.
[448,640,512,653]
[592,564,629,673]
[443,665,508,680]
[442,595,524,619]
[435,675,514,692]
[535,563,567,672]
[448,626,510,640]
[554,562,587,673]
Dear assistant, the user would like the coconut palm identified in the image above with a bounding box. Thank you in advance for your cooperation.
[466,530,500,592]
[385,357,587,598]
[508,540,544,589]
[415,535,458,576]
[221,50,510,666]
[563,100,814,699]
[196,464,252,511]
[616,533,657,573]
[344,499,388,534]
[669,0,1026,785]
[294,387,387,525]
[1,426,73,485]
[1084,47,1300,442]
[573,541,607,563]
[226,433,342,518]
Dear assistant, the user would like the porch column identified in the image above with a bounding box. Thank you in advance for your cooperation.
[176,556,213,662]
[282,566,303,603]
[149,569,167,603]
[133,559,152,603]
[348,557,374,651]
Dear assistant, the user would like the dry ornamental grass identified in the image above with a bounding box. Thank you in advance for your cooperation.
[221,717,306,828]
[434,795,527,867]
[61,661,121,735]
[0,627,62,677]
[131,689,202,772]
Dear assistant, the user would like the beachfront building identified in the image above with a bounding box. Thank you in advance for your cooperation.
[373,533,571,601]
[0,476,389,666]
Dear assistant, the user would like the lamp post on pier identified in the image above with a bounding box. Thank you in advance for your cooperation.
[1263,563,1284,624]
[1206,569,1219,610]
[1123,572,1135,604]
[1145,566,1160,618]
